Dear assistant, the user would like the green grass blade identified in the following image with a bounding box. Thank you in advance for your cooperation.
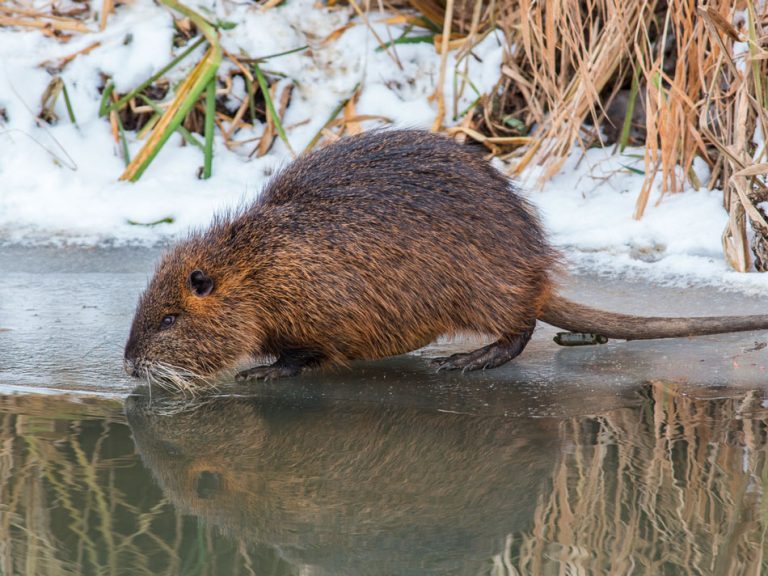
[244,75,256,127]
[127,216,175,226]
[456,94,481,121]
[105,36,206,117]
[376,34,434,51]
[98,82,115,117]
[254,44,309,62]
[61,81,78,126]
[620,163,644,175]
[115,113,131,167]
[202,77,215,178]
[618,68,639,153]
[253,62,294,156]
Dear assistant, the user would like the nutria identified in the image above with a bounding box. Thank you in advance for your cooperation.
[125,386,557,574]
[124,129,768,384]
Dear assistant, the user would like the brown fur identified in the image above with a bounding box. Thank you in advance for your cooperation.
[124,129,768,384]
[124,129,554,382]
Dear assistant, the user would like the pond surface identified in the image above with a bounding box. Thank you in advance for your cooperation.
[3,381,768,575]
[2,246,768,575]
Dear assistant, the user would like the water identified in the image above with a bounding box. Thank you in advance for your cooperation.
[3,381,768,575]
[2,246,768,575]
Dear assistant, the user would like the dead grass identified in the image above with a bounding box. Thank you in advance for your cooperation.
[451,0,768,272]
[10,0,768,270]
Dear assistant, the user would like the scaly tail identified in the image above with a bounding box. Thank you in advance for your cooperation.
[539,293,768,341]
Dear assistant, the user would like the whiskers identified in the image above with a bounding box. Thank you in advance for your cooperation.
[138,361,220,399]
[125,384,223,417]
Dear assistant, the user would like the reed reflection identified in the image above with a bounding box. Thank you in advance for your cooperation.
[511,381,768,575]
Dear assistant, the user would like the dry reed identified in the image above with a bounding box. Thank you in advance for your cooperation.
[0,394,281,575]
[458,0,768,272]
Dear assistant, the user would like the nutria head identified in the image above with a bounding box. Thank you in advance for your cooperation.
[124,228,268,386]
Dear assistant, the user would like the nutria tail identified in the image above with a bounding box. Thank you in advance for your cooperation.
[539,293,768,341]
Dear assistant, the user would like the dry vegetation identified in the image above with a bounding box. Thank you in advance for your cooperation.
[422,0,768,274]
[3,0,768,269]
[400,0,768,273]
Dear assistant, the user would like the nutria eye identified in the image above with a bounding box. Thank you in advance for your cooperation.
[159,315,176,330]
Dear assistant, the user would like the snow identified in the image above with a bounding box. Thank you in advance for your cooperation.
[1,0,767,293]
[532,146,768,294]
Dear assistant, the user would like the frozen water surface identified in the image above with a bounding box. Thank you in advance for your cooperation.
[1,245,768,574]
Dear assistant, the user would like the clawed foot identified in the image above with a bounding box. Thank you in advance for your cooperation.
[235,349,323,382]
[235,364,301,381]
[430,343,512,372]
[430,324,536,373]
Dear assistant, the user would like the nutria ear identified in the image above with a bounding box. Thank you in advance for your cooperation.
[188,269,214,297]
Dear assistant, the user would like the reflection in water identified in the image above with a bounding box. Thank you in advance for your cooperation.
[0,394,291,576]
[125,388,558,576]
[1,382,768,575]
[517,381,768,576]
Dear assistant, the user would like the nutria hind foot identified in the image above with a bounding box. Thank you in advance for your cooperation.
[431,323,536,373]
[235,349,323,382]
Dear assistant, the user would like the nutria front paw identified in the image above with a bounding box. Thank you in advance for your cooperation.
[235,364,301,381]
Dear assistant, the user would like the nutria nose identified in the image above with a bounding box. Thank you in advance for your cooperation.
[123,358,139,378]
[124,332,139,376]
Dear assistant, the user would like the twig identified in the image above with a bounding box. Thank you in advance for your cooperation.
[431,0,455,131]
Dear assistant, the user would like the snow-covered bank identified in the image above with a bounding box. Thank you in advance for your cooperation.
[532,147,768,295]
[0,0,502,242]
[1,0,767,293]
